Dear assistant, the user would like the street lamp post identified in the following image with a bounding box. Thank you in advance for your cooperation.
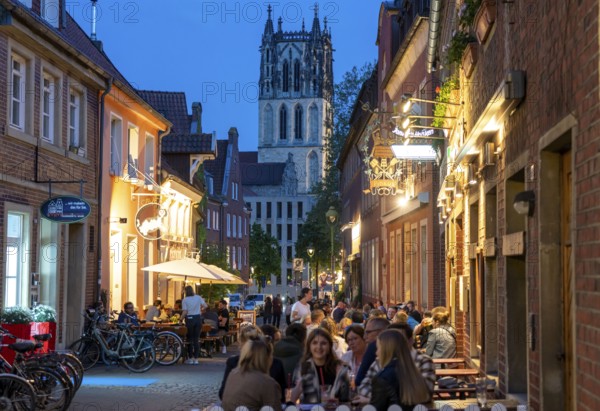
[307,245,315,294]
[325,206,339,299]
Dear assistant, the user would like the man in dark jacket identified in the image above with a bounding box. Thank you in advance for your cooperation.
[273,323,307,383]
[272,294,283,328]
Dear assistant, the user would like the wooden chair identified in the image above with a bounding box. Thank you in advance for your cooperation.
[200,324,220,354]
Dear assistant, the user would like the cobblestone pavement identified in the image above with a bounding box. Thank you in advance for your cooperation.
[68,345,238,411]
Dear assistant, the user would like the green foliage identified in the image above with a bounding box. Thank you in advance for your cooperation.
[249,223,280,292]
[447,32,474,66]
[0,306,34,324]
[32,304,57,322]
[198,243,237,303]
[432,76,460,127]
[459,0,482,30]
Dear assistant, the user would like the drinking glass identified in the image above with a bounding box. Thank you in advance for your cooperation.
[475,377,487,409]
[320,384,331,403]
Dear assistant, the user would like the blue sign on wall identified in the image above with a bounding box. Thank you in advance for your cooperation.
[40,196,91,223]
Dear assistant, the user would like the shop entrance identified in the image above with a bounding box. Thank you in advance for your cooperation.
[65,223,85,345]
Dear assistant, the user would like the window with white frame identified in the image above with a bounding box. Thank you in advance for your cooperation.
[232,247,237,269]
[41,73,56,143]
[68,89,82,150]
[213,210,218,230]
[207,209,211,230]
[232,214,237,238]
[144,133,155,184]
[238,215,242,238]
[244,218,247,236]
[41,0,60,27]
[226,214,231,237]
[110,116,123,176]
[127,125,139,178]
[207,176,214,195]
[10,54,26,130]
[4,210,31,307]
[215,211,219,230]
[237,246,241,269]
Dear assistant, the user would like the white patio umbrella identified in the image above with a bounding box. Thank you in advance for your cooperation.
[141,258,227,282]
[142,258,247,285]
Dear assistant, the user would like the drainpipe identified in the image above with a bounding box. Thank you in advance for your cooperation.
[156,125,172,264]
[96,77,113,302]
[427,0,443,73]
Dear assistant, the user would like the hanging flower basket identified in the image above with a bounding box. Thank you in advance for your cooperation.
[473,0,497,44]
[462,42,479,78]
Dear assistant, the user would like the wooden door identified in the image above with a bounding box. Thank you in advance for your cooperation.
[561,150,573,409]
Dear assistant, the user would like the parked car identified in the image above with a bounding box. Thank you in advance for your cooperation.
[243,293,272,317]
[227,293,242,313]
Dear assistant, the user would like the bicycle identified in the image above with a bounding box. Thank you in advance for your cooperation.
[69,309,156,373]
[0,329,72,410]
[0,373,36,411]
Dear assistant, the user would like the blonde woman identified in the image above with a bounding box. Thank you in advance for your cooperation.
[222,337,282,411]
[370,329,431,411]
[219,324,286,401]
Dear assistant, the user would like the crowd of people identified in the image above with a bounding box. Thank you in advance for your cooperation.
[217,287,457,411]
[104,287,457,411]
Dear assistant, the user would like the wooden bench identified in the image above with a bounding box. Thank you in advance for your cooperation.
[433,357,467,366]
[430,398,521,410]
[435,368,480,378]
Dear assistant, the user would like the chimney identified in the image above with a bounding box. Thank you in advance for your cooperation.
[228,127,239,146]
[90,0,103,51]
[191,102,203,134]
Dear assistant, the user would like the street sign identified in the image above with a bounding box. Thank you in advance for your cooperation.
[40,196,91,223]
[293,258,304,272]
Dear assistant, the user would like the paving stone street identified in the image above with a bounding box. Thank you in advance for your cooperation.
[68,345,238,411]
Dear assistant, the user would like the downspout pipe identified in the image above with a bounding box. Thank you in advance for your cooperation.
[96,77,113,302]
[427,0,443,73]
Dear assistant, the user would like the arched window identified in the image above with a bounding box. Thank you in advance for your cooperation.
[294,60,301,92]
[313,79,317,93]
[294,105,303,140]
[282,60,289,92]
[307,151,319,188]
[266,49,270,63]
[309,105,319,142]
[279,105,287,140]
[264,104,273,144]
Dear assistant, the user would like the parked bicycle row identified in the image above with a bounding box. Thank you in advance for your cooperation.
[0,326,84,410]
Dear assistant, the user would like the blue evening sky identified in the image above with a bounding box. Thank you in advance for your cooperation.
[72,1,379,151]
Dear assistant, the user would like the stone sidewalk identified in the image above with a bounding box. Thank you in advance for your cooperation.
[68,345,238,411]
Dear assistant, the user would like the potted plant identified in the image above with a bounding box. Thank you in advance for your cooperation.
[473,0,497,44]
[0,306,34,364]
[462,42,479,78]
[31,304,57,351]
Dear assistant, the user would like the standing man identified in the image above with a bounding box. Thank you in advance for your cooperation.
[272,294,283,328]
[291,287,312,323]
[217,299,230,354]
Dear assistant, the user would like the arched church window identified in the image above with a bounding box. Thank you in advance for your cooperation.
[309,105,318,142]
[283,60,289,92]
[294,60,301,92]
[308,151,319,188]
[266,49,270,63]
[264,104,273,144]
[279,105,287,140]
[294,105,303,140]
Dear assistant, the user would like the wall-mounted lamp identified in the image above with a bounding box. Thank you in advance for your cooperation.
[513,190,535,216]
[466,164,478,185]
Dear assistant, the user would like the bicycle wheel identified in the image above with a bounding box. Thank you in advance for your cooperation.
[0,374,36,411]
[57,353,84,391]
[120,340,155,373]
[153,331,183,366]
[68,338,100,370]
[25,367,71,411]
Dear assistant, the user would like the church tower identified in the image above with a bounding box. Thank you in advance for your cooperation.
[257,4,333,194]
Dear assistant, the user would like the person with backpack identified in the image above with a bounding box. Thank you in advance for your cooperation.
[272,294,283,328]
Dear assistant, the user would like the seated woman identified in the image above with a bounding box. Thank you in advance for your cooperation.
[340,325,367,387]
[369,329,431,411]
[218,324,286,402]
[291,328,350,404]
[221,336,282,411]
